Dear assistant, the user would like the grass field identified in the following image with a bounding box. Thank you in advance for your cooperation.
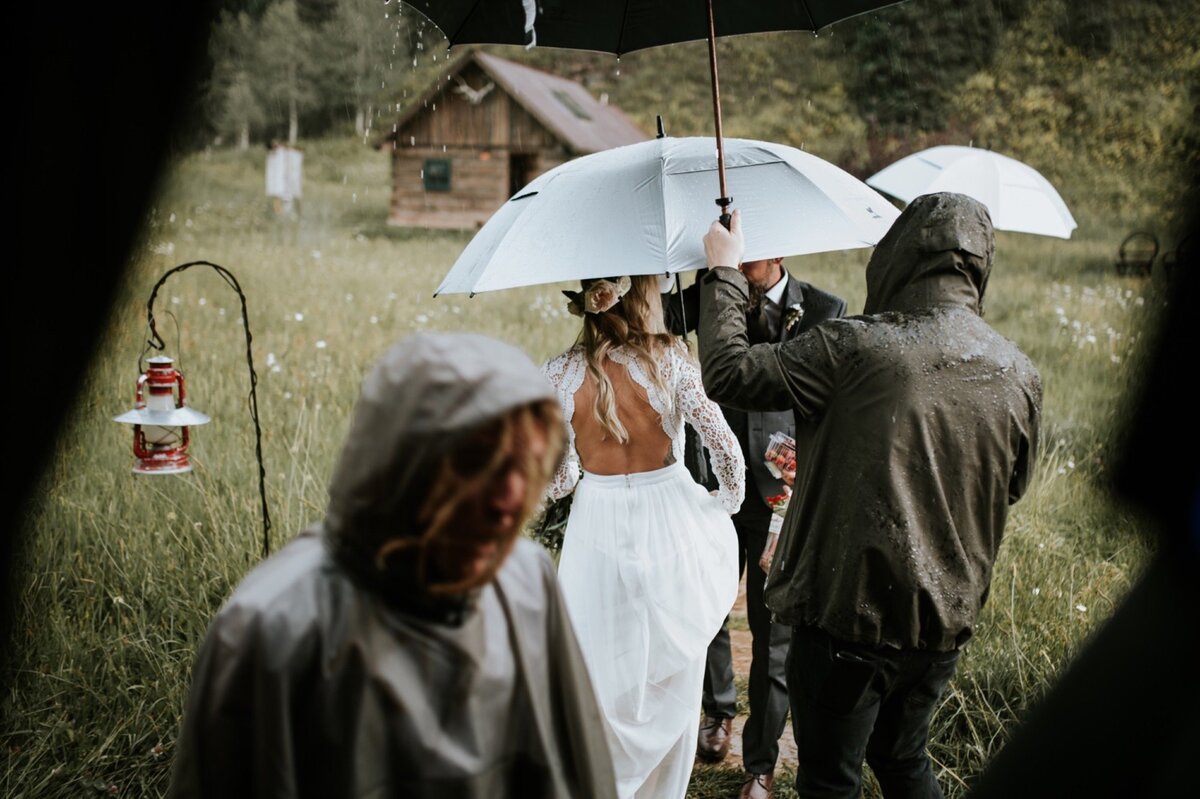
[1,136,1172,797]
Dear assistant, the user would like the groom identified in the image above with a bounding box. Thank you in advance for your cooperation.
[665,258,846,799]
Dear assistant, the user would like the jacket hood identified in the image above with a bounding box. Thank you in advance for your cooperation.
[863,192,995,316]
[324,333,555,612]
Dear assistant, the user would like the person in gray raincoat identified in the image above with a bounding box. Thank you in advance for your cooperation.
[696,195,1042,799]
[168,332,617,799]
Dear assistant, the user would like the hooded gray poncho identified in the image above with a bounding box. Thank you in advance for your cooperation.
[169,333,617,798]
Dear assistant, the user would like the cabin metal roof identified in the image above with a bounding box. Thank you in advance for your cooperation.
[386,49,646,154]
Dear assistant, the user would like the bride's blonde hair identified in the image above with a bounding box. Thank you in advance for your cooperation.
[577,274,677,444]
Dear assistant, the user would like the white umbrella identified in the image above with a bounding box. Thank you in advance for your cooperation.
[435,136,900,295]
[866,145,1077,239]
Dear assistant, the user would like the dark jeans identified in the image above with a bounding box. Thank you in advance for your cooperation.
[787,625,960,799]
[702,511,791,774]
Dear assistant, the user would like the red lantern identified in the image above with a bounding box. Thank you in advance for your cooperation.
[113,356,211,474]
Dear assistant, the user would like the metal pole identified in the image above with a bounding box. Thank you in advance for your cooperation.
[707,0,732,228]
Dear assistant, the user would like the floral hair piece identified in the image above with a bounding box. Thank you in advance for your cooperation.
[563,275,632,317]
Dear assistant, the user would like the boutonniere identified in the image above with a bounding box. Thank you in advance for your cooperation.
[784,303,804,332]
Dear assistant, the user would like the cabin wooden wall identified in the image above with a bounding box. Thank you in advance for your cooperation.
[388,63,575,229]
[389,147,508,229]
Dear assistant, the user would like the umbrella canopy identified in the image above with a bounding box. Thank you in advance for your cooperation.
[411,1,908,55]
[436,136,900,295]
[866,145,1078,239]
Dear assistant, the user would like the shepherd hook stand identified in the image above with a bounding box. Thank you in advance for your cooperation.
[143,261,273,558]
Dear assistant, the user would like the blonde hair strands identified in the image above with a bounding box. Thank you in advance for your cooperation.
[578,275,678,444]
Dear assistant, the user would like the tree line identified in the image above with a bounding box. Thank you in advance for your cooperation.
[204,0,445,148]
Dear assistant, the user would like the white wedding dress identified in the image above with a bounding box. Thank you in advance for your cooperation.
[543,343,744,799]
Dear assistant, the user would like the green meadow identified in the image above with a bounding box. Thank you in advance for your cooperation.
[1,131,1174,797]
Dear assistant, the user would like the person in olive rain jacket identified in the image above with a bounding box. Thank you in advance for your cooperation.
[697,194,1042,799]
[169,333,617,799]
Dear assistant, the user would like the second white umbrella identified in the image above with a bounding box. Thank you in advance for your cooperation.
[867,145,1077,239]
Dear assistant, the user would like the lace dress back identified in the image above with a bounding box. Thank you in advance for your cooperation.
[572,360,675,476]
[542,343,745,514]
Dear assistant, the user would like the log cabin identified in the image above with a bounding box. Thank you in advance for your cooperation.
[382,50,646,230]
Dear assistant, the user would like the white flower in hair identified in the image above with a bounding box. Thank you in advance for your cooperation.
[584,276,632,314]
[564,276,632,316]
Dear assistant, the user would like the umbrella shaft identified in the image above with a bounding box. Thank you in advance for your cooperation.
[707,0,729,206]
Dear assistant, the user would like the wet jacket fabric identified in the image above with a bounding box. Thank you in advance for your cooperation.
[664,274,847,517]
[169,333,617,799]
[698,193,1042,652]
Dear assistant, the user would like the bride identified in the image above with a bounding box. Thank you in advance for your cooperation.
[542,274,744,798]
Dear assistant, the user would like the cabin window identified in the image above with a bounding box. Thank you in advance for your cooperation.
[423,159,452,192]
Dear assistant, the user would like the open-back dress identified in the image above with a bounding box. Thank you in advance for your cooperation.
[543,342,744,799]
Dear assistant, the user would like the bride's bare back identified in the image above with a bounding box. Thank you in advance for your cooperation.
[542,342,745,514]
[572,359,674,475]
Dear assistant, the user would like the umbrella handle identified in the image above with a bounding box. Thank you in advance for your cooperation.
[717,197,733,230]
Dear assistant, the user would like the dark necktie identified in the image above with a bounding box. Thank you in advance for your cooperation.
[749,299,781,343]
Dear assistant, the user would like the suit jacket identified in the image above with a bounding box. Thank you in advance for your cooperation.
[664,270,847,522]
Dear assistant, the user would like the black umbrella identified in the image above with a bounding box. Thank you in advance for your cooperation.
[406,0,910,223]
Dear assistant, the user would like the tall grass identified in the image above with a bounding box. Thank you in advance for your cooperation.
[2,138,1166,797]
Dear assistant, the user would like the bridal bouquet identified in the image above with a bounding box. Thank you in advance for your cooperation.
[760,432,797,572]
[764,431,797,480]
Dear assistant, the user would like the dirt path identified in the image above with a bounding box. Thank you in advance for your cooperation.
[724,574,798,771]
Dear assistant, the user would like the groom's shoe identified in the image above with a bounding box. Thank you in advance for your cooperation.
[696,715,732,762]
[737,771,774,799]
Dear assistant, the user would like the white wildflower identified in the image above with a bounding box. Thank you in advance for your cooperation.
[315,340,327,349]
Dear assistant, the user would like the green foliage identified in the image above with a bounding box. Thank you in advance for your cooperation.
[200,0,444,145]
[951,0,1200,227]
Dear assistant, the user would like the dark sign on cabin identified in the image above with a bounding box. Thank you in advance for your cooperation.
[380,49,646,230]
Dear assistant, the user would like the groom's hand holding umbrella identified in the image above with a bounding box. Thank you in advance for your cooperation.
[704,209,745,269]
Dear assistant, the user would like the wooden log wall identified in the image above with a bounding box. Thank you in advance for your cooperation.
[389,63,576,229]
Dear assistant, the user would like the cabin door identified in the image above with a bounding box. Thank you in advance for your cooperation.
[509,154,537,195]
